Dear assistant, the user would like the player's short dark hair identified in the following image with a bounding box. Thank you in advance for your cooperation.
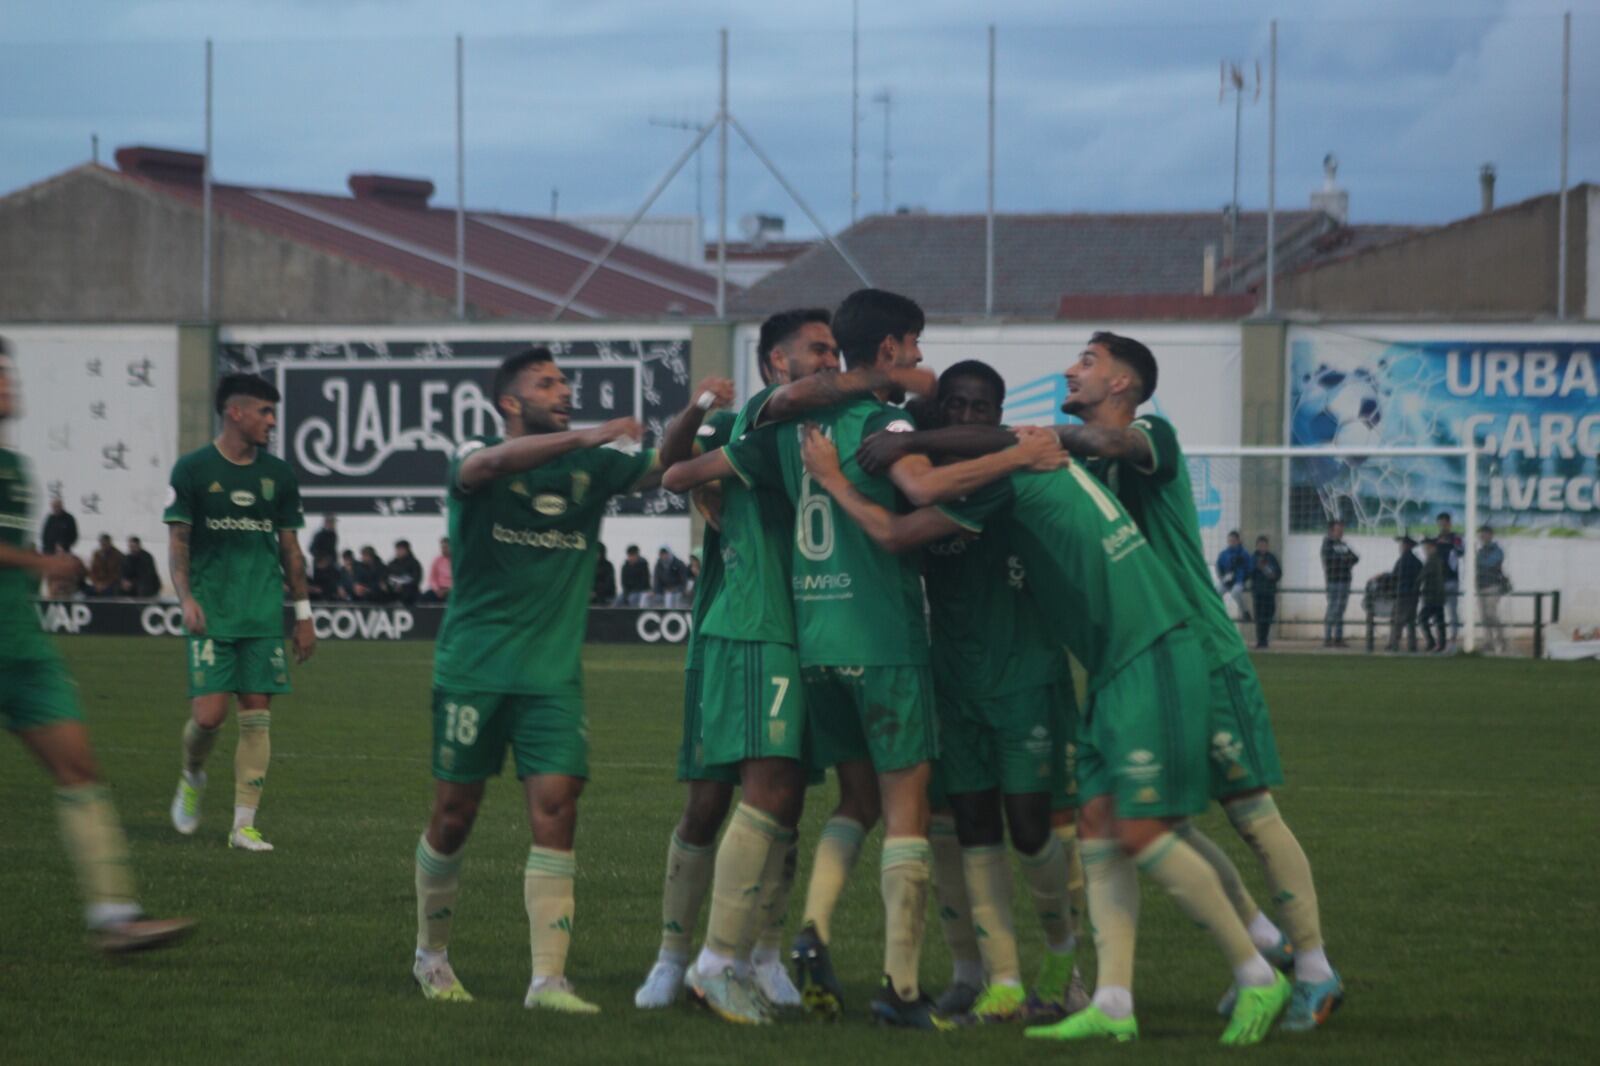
[215,372,280,415]
[492,347,557,403]
[832,288,924,370]
[758,308,831,377]
[1089,331,1157,404]
[938,360,1007,405]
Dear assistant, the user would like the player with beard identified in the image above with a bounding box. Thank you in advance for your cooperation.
[409,347,659,1013]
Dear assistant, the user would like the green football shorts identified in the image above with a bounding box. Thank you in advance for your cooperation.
[1076,625,1211,820]
[1,654,84,732]
[699,638,806,769]
[801,664,937,774]
[430,687,588,782]
[677,667,740,784]
[186,635,290,698]
[935,682,1058,798]
[1206,655,1285,798]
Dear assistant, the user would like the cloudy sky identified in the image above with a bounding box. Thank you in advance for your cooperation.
[2,0,1595,237]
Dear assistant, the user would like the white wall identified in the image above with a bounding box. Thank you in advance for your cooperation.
[1,324,179,585]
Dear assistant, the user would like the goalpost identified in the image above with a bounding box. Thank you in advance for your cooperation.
[1184,445,1479,653]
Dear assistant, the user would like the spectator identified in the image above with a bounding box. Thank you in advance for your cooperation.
[309,551,342,602]
[653,545,689,608]
[386,539,423,605]
[619,544,650,606]
[352,546,385,603]
[337,549,359,602]
[424,537,452,603]
[309,514,339,563]
[1320,519,1359,647]
[1476,525,1510,654]
[687,550,701,596]
[1387,535,1422,652]
[117,535,161,598]
[40,496,78,555]
[1250,535,1281,649]
[1419,538,1449,653]
[43,547,85,600]
[87,533,124,597]
[1435,511,1465,649]
[1215,530,1252,622]
[592,543,616,606]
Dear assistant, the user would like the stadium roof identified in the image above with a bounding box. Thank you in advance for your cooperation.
[109,146,720,320]
[730,210,1420,319]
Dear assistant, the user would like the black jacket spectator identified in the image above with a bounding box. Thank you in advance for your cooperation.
[309,518,339,565]
[593,545,617,605]
[619,546,650,605]
[653,548,689,600]
[41,500,78,555]
[352,548,385,603]
[386,541,423,605]
[1394,546,1423,597]
[1251,539,1281,649]
[310,555,342,602]
[118,538,161,598]
[1320,534,1359,583]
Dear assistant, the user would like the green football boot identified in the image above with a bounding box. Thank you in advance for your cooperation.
[1025,1004,1138,1043]
[1220,971,1291,1046]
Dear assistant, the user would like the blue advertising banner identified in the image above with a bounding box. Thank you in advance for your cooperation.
[1288,330,1600,537]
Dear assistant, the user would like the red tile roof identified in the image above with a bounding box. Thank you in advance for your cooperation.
[110,146,718,320]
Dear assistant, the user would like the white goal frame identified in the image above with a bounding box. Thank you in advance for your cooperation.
[1187,445,1479,653]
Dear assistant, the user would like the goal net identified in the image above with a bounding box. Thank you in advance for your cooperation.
[1186,446,1482,652]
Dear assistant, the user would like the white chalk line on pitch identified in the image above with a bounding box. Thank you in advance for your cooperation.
[87,747,1591,798]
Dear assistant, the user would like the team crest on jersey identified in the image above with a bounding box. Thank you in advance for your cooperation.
[570,471,591,504]
[261,478,275,502]
[509,479,529,496]
[209,481,223,493]
[231,490,256,507]
[534,493,568,516]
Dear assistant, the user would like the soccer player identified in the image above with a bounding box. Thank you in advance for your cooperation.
[165,373,315,852]
[0,341,193,952]
[1054,332,1340,1031]
[911,361,1087,1024]
[410,347,659,1012]
[657,310,939,1024]
[671,289,1051,1028]
[801,426,1293,1045]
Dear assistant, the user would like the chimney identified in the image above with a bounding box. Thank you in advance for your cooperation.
[348,173,435,209]
[115,146,205,186]
[1202,244,1217,296]
[1309,152,1349,225]
[1479,163,1496,214]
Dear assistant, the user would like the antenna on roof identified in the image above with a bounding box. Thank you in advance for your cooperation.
[1219,58,1261,292]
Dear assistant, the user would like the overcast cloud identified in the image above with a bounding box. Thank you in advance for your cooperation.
[2,0,1595,236]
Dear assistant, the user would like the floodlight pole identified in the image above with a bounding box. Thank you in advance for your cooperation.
[1266,19,1277,314]
[202,38,213,322]
[1557,10,1570,320]
[455,33,466,320]
[717,28,729,319]
[986,24,996,318]
[851,0,860,224]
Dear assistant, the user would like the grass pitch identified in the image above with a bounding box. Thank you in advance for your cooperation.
[2,639,1597,1065]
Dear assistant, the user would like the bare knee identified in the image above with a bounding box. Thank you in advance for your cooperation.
[834,761,882,828]
[526,775,585,849]
[427,786,484,853]
[1114,816,1175,857]
[677,780,734,847]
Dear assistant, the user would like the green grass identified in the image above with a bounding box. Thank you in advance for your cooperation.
[2,641,1598,1064]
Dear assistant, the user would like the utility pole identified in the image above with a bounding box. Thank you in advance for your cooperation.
[851,0,860,223]
[1220,59,1260,292]
[873,88,892,215]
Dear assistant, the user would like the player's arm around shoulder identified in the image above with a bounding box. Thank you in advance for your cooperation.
[1055,417,1169,477]
[455,419,644,494]
[800,425,963,554]
[886,424,1067,508]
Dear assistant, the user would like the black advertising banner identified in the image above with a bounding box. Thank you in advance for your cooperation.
[34,601,695,645]
[217,336,690,518]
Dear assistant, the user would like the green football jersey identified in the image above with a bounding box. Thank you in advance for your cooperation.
[924,520,1062,699]
[941,463,1191,692]
[433,437,656,695]
[163,444,305,638]
[1082,415,1248,669]
[724,396,927,667]
[700,385,796,646]
[0,448,54,662]
[685,408,737,671]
